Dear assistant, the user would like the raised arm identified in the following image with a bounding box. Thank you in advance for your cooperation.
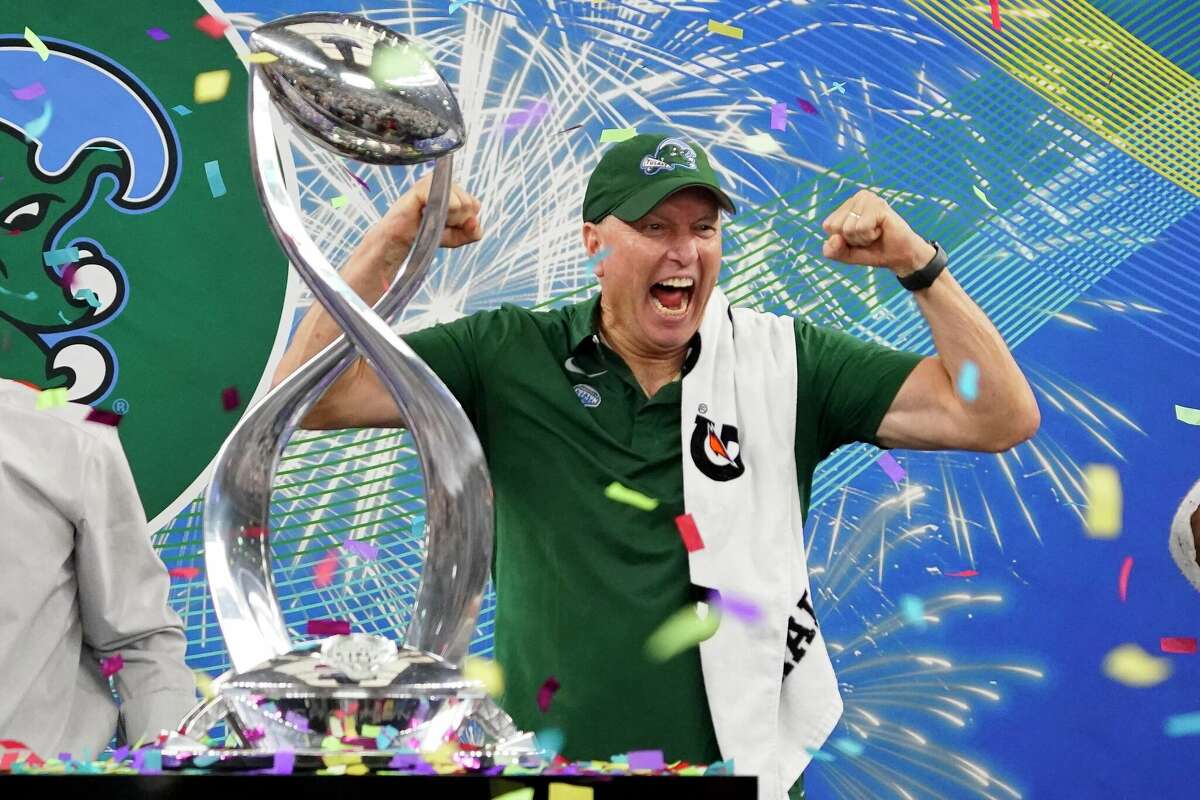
[821,190,1040,453]
[273,174,483,429]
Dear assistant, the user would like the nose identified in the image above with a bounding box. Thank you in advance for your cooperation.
[664,230,700,266]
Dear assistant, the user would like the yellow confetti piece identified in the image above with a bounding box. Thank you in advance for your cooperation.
[194,670,216,700]
[361,724,381,738]
[495,789,535,800]
[331,195,349,209]
[463,655,505,697]
[599,127,637,143]
[35,387,68,410]
[604,481,659,511]
[346,763,369,776]
[549,784,594,800]
[317,764,347,776]
[370,42,432,84]
[743,132,779,154]
[24,27,50,61]
[1176,404,1200,425]
[242,51,279,64]
[644,602,721,662]
[321,753,362,767]
[707,20,744,39]
[1083,464,1121,538]
[1102,643,1172,688]
[194,69,231,104]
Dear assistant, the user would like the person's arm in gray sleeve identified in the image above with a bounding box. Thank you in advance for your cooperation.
[1169,478,1200,592]
[73,424,197,744]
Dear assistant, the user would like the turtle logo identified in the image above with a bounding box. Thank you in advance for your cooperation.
[690,413,745,482]
[640,137,698,176]
[0,37,178,404]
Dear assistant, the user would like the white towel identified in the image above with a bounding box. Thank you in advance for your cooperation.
[681,288,843,800]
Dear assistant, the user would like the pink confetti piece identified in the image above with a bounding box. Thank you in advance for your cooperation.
[1118,555,1133,602]
[627,749,665,771]
[11,82,45,101]
[344,539,379,560]
[221,386,240,411]
[989,0,1002,31]
[306,619,350,636]
[1161,637,1198,655]
[313,549,339,588]
[243,525,267,539]
[195,14,229,39]
[945,569,979,578]
[168,567,201,580]
[675,513,705,552]
[85,408,123,427]
[877,452,906,483]
[100,654,124,678]
[537,676,560,712]
[770,102,787,131]
[796,98,818,115]
[146,28,170,41]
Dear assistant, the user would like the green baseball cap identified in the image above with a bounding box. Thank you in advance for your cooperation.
[582,133,736,224]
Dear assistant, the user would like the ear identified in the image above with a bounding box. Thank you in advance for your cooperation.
[582,222,605,277]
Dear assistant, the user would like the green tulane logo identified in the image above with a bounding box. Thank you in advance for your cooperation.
[0,1,292,527]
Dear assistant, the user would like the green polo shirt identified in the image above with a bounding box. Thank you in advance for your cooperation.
[402,293,922,774]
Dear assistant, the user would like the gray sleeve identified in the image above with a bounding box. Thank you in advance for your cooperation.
[73,426,197,744]
[1169,479,1200,593]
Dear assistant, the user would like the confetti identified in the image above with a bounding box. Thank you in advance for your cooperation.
[972,184,998,210]
[306,619,350,636]
[707,20,743,40]
[548,784,593,800]
[627,750,664,771]
[1160,637,1198,654]
[585,247,611,272]
[242,52,279,64]
[804,746,835,762]
[1084,464,1121,538]
[674,513,705,552]
[558,124,584,134]
[599,127,637,143]
[831,737,865,757]
[370,42,432,83]
[494,790,535,800]
[344,167,370,192]
[146,28,170,41]
[464,656,505,697]
[330,195,349,209]
[1164,712,1200,737]
[899,594,926,629]
[171,105,192,116]
[877,451,906,483]
[535,728,564,757]
[35,388,68,410]
[448,0,481,12]
[1102,643,1172,688]
[604,482,659,511]
[204,160,227,198]
[743,133,779,154]
[313,549,339,587]
[822,82,846,96]
[195,14,230,39]
[168,567,201,580]
[11,82,45,101]
[505,98,551,131]
[770,102,787,131]
[100,654,124,678]
[271,750,295,775]
[644,602,721,662]
[43,247,80,267]
[23,100,53,141]
[85,410,124,429]
[1175,404,1200,425]
[243,525,267,538]
[194,70,231,104]
[707,588,762,624]
[796,98,819,115]
[989,0,1002,31]
[344,539,379,560]
[141,750,162,773]
[537,676,561,712]
[945,569,979,578]
[1118,556,1133,602]
[73,288,101,309]
[220,385,240,411]
[285,711,310,731]
[24,27,49,60]
[956,360,980,402]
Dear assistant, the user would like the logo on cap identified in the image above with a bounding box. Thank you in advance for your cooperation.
[640,137,698,176]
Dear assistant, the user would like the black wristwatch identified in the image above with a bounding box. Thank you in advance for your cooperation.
[896,240,948,292]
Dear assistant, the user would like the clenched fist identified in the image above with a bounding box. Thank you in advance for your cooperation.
[378,172,483,251]
[821,189,935,276]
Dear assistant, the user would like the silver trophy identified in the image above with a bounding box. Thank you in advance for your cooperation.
[169,13,534,766]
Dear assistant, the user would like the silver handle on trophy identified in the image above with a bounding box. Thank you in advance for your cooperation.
[202,12,493,677]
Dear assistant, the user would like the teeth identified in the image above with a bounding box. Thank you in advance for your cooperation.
[657,277,695,288]
[652,293,690,317]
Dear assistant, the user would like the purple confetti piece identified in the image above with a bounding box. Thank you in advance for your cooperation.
[146,28,170,41]
[627,749,665,771]
[877,452,906,483]
[344,538,379,561]
[344,166,371,193]
[505,98,551,131]
[11,82,45,101]
[796,98,818,115]
[272,750,295,775]
[770,102,787,131]
[131,750,145,771]
[112,746,130,762]
[707,589,763,624]
[284,711,310,731]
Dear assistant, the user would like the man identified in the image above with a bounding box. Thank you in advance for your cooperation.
[0,379,197,759]
[1169,478,1200,591]
[274,134,1039,798]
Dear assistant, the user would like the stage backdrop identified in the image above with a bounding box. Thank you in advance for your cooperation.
[3,1,1198,797]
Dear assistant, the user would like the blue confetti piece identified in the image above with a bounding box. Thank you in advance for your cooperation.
[900,594,927,630]
[957,360,980,403]
[804,746,835,762]
[1165,712,1200,737]
[44,246,80,266]
[172,104,192,116]
[411,513,426,538]
[24,99,52,140]
[204,160,226,198]
[73,288,101,308]
[535,727,564,757]
[141,750,162,772]
[831,737,864,757]
[585,247,612,272]
[193,755,219,767]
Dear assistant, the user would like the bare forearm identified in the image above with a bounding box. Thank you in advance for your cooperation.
[913,268,1039,438]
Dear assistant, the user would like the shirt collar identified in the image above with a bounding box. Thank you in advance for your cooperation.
[566,292,703,378]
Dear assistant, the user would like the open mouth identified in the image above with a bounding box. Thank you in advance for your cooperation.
[648,276,695,318]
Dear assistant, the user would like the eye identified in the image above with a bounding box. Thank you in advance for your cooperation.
[0,194,59,232]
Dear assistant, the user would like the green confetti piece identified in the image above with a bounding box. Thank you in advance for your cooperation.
[24,27,50,60]
[644,603,721,662]
[1175,404,1200,426]
[972,184,997,210]
[599,127,637,143]
[604,481,658,511]
[331,195,349,209]
[36,387,68,410]
[370,42,432,84]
